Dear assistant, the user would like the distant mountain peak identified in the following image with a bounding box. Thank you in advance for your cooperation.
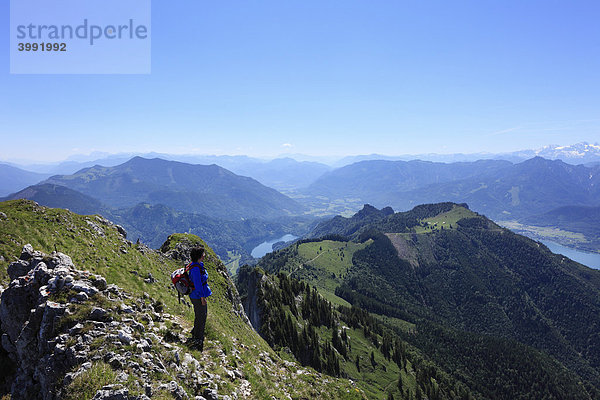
[355,204,395,220]
[358,203,379,214]
[533,142,600,161]
[42,157,305,219]
[521,155,555,164]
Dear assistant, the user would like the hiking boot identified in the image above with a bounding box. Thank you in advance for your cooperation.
[185,338,204,351]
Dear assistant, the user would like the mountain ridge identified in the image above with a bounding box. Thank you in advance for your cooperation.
[256,203,600,398]
[301,156,600,220]
[42,157,305,220]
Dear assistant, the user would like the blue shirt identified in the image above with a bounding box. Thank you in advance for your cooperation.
[188,261,212,299]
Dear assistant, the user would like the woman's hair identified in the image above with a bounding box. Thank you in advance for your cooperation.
[190,246,205,262]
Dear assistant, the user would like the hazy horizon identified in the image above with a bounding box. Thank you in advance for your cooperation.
[2,1,599,161]
[2,140,600,166]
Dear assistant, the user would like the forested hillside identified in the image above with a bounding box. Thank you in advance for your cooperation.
[251,203,600,399]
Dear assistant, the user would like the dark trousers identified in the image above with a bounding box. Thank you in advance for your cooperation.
[190,298,207,347]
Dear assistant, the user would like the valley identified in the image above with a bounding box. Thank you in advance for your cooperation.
[2,160,600,398]
[500,220,600,255]
[3,150,600,269]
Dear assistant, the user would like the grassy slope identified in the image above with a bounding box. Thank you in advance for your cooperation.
[316,325,411,399]
[282,238,418,337]
[296,240,371,305]
[413,206,474,233]
[0,200,364,399]
[259,241,425,398]
[298,241,421,398]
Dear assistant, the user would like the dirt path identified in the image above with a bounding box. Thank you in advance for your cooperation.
[290,250,326,276]
[307,251,325,263]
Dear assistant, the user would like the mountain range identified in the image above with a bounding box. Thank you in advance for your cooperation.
[42,156,304,220]
[6,153,331,192]
[332,142,600,166]
[4,150,600,261]
[3,142,598,198]
[302,157,600,221]
[255,203,600,399]
[304,159,512,202]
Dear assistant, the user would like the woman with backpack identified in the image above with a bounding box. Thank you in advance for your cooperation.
[187,246,212,351]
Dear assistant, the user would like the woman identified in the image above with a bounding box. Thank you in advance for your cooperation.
[188,246,212,351]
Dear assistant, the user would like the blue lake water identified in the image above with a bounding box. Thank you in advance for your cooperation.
[251,234,298,258]
[541,240,600,270]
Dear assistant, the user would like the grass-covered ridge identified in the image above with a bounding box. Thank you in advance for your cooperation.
[0,199,365,399]
[257,202,600,399]
[0,200,255,349]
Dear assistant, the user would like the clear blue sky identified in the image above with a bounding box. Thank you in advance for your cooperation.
[1,0,599,162]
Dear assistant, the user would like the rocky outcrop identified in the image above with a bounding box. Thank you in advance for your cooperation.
[115,225,127,238]
[0,245,245,400]
[1,246,101,399]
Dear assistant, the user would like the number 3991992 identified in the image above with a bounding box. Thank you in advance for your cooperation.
[18,43,66,52]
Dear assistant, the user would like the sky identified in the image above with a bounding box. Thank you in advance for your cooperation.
[1,0,599,162]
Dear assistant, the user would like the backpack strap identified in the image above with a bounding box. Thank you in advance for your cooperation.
[185,262,199,273]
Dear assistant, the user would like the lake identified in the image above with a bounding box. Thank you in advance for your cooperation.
[251,234,298,258]
[541,240,600,270]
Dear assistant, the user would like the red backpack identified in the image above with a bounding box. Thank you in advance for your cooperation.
[171,263,197,302]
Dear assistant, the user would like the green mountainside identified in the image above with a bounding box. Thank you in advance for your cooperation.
[0,200,363,399]
[2,185,315,268]
[43,157,305,220]
[236,266,475,400]
[3,198,600,399]
[253,203,600,399]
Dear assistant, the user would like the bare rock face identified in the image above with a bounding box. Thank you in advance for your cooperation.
[1,247,84,399]
[0,246,157,400]
[237,268,270,335]
[115,225,128,238]
[159,237,195,265]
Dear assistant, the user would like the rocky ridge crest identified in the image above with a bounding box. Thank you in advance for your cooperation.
[0,245,252,400]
